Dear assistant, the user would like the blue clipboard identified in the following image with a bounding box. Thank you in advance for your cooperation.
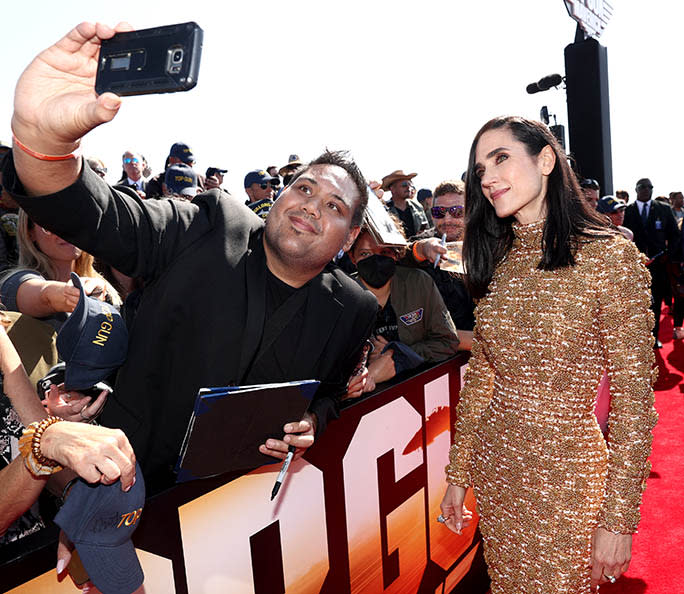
[175,380,319,483]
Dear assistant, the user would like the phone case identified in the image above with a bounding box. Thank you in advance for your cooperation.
[95,22,203,96]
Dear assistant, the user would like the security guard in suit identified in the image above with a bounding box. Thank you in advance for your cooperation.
[623,178,680,346]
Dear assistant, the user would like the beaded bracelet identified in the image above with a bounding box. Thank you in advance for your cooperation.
[18,416,64,477]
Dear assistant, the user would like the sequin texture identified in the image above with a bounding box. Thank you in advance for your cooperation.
[446,220,658,593]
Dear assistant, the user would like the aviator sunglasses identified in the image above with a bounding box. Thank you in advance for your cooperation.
[123,157,140,164]
[431,205,465,219]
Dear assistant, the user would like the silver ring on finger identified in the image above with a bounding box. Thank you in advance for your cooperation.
[79,404,91,421]
[604,575,616,584]
[437,514,447,523]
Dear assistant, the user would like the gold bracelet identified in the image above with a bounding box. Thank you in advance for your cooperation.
[18,416,64,477]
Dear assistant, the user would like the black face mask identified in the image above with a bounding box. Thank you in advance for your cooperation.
[356,255,396,288]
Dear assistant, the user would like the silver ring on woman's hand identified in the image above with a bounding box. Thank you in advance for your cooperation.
[437,514,447,523]
[604,575,616,584]
[79,405,91,421]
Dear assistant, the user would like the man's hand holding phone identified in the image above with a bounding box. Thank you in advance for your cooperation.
[12,22,132,196]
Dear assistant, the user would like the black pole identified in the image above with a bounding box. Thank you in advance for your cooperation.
[564,35,614,195]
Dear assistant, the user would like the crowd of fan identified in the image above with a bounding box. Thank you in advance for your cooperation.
[0,140,478,400]
[1,135,681,553]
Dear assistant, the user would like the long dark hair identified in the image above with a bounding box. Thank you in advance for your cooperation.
[464,116,612,299]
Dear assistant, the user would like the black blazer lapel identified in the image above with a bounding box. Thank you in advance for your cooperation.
[237,235,267,383]
[290,272,343,379]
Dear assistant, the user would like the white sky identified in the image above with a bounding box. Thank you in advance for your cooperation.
[1,1,682,200]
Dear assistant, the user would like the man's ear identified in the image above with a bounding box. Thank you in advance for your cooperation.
[343,226,360,254]
[539,145,556,176]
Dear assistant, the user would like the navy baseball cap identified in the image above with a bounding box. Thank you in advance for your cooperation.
[55,462,145,594]
[56,273,128,391]
[206,166,227,178]
[168,142,195,164]
[416,188,432,203]
[244,169,277,189]
[580,178,600,190]
[597,195,627,214]
[165,164,198,197]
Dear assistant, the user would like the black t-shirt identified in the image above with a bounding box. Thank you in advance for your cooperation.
[244,269,308,383]
[374,297,399,342]
[394,204,416,238]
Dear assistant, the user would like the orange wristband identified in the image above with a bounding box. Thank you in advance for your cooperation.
[412,242,427,262]
[12,133,81,162]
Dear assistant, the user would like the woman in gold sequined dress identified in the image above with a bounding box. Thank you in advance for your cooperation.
[439,116,657,594]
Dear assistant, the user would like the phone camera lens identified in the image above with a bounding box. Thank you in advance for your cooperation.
[173,50,183,62]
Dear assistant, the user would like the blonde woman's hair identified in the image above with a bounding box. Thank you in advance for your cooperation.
[16,210,122,306]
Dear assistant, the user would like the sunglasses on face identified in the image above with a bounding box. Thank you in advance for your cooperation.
[431,205,465,219]
[123,157,140,164]
[259,183,275,190]
[399,181,414,188]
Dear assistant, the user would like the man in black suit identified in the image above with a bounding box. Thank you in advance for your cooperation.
[623,177,680,347]
[5,23,378,492]
[116,149,147,197]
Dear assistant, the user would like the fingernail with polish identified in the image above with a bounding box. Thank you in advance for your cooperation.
[56,559,66,574]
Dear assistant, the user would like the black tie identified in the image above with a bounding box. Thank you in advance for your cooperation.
[641,202,649,226]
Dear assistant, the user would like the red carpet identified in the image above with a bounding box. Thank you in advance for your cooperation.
[602,312,684,593]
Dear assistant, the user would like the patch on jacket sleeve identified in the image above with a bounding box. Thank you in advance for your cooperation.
[399,308,424,326]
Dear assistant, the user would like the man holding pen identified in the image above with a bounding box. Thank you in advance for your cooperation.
[3,22,377,493]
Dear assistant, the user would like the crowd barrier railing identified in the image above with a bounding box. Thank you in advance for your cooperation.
[2,355,491,594]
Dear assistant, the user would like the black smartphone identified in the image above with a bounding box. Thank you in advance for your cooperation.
[95,22,203,96]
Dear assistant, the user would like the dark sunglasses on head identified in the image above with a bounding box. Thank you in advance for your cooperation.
[123,157,140,164]
[431,205,465,219]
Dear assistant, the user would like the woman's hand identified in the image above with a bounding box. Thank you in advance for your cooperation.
[368,180,384,200]
[40,280,80,313]
[41,277,107,314]
[43,384,108,422]
[439,484,473,535]
[40,421,136,489]
[342,366,368,400]
[590,527,632,592]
